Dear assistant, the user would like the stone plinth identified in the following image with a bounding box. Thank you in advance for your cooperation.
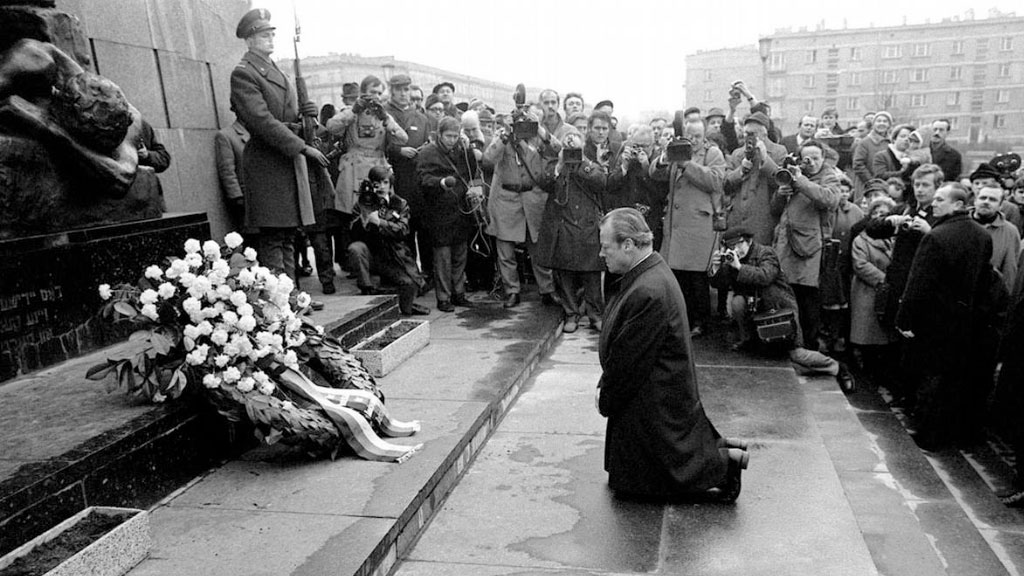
[0,212,209,382]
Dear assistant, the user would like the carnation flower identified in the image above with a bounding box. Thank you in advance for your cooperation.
[202,240,221,259]
[222,366,241,383]
[281,401,294,411]
[185,344,210,366]
[222,342,240,358]
[183,324,202,341]
[153,392,167,403]
[286,332,307,348]
[237,269,256,288]
[236,303,254,318]
[196,321,214,336]
[237,377,255,393]
[98,284,112,300]
[212,259,230,276]
[141,303,159,321]
[281,350,299,369]
[184,239,201,254]
[157,282,176,299]
[296,292,312,308]
[221,310,239,326]
[144,265,163,280]
[244,247,258,262]
[258,380,275,396]
[237,315,257,332]
[183,297,202,316]
[229,290,247,307]
[177,272,196,288]
[202,374,222,389]
[216,285,233,299]
[213,354,231,368]
[139,289,159,306]
[224,232,244,249]
[210,329,229,346]
[184,253,203,269]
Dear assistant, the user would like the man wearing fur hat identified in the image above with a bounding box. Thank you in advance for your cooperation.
[230,8,328,282]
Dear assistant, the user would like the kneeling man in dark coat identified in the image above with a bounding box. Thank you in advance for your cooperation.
[597,208,748,501]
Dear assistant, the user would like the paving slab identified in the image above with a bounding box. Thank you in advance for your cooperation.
[129,506,393,576]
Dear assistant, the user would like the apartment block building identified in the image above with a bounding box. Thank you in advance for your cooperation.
[686,12,1024,145]
[279,53,520,110]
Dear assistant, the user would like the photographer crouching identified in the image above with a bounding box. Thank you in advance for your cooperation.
[710,226,854,392]
[347,166,429,316]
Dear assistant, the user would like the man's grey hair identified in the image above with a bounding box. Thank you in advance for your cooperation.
[939,181,970,205]
[601,208,653,247]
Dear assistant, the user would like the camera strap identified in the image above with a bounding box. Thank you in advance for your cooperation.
[511,141,544,191]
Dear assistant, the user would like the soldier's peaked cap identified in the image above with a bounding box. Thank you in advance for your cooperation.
[237,9,275,39]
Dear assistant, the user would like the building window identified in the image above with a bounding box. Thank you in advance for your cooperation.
[850,47,862,61]
[1000,63,1011,78]
[846,96,859,110]
[803,75,815,89]
[848,72,862,86]
[911,68,928,82]
[952,40,965,55]
[994,114,1006,129]
[768,78,784,97]
[950,66,963,80]
[881,70,899,84]
[882,44,901,59]
[770,52,785,71]
[997,89,1011,103]
[910,94,926,107]
[1001,37,1013,51]
[703,89,713,102]
[802,100,814,113]
[947,91,961,106]
[913,43,929,57]
[704,69,713,81]
[806,50,817,64]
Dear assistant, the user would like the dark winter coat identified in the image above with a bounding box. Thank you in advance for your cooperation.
[535,159,607,271]
[386,100,431,216]
[710,242,799,315]
[230,50,316,229]
[896,211,993,371]
[349,193,423,289]
[416,141,479,247]
[599,253,727,496]
[929,141,963,182]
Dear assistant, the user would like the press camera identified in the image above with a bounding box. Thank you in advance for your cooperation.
[665,137,694,163]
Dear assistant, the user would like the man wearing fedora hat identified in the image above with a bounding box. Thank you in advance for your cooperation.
[230,8,329,284]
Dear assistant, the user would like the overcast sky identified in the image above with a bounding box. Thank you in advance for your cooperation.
[259,0,1018,120]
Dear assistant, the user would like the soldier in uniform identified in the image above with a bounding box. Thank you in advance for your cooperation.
[229,8,328,282]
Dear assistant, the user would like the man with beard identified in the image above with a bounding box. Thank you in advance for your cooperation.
[896,182,993,450]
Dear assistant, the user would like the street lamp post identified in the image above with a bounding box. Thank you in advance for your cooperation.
[757,37,772,101]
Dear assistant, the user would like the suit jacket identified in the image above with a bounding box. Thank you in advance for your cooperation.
[780,134,801,155]
[214,121,249,202]
[599,253,726,496]
[230,50,315,229]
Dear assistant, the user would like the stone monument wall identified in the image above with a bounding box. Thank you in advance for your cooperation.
[60,0,250,241]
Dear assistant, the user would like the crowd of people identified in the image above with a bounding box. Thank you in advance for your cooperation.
[223,9,1024,505]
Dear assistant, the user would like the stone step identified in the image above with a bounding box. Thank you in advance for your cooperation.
[0,294,399,556]
[804,374,1024,575]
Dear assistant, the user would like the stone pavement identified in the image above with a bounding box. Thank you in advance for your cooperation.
[394,328,1024,576]
[125,290,563,576]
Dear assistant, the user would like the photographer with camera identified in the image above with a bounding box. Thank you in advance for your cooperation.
[484,87,562,309]
[347,166,429,317]
[710,227,852,389]
[416,117,483,312]
[534,127,608,332]
[612,125,668,250]
[769,139,840,349]
[724,112,787,246]
[650,119,726,337]
[326,75,409,272]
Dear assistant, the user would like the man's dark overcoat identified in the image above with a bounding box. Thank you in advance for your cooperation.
[535,159,607,272]
[416,141,478,247]
[897,211,992,370]
[598,253,727,496]
[230,50,316,229]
